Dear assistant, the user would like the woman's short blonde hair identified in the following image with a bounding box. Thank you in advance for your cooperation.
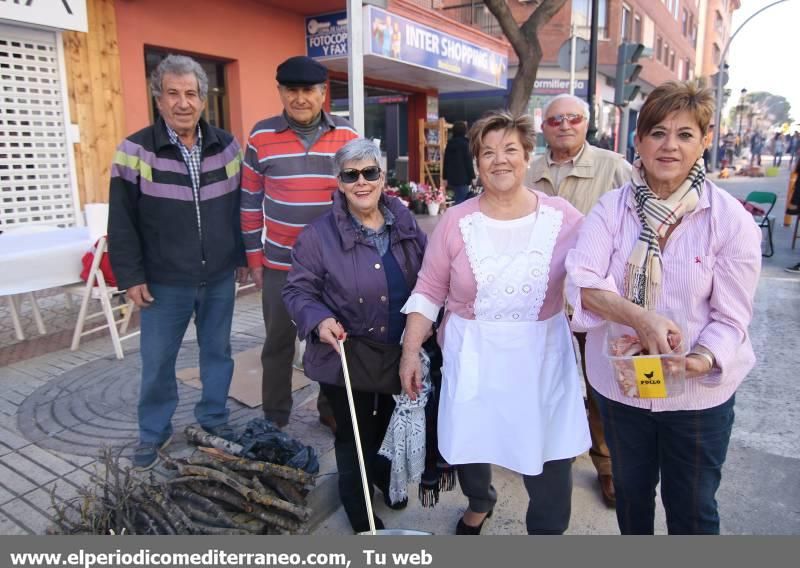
[637,81,715,138]
[468,109,535,161]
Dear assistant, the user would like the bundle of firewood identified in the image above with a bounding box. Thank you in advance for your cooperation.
[48,427,315,535]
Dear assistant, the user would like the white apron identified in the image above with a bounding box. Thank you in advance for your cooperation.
[437,207,591,476]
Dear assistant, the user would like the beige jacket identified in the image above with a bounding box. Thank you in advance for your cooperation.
[526,143,631,214]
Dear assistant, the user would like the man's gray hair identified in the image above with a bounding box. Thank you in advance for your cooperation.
[333,138,382,173]
[543,94,590,118]
[150,54,209,100]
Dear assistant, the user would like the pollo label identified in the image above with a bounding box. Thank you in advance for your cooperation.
[632,358,668,398]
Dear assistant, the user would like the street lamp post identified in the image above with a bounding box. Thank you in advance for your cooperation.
[737,88,747,155]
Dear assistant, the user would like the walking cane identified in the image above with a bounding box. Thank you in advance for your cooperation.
[337,338,379,535]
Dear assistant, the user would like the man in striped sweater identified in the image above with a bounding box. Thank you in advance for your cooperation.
[241,56,358,431]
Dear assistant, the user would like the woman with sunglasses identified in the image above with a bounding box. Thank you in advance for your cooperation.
[566,81,761,534]
[283,138,427,533]
[399,110,590,535]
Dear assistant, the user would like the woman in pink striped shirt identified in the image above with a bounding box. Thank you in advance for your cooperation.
[566,81,762,534]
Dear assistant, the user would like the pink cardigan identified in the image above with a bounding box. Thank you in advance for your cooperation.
[410,190,583,328]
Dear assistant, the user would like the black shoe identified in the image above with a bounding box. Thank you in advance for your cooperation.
[785,264,800,274]
[455,509,493,535]
[383,493,408,510]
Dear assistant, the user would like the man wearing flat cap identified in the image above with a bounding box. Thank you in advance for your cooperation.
[241,55,358,432]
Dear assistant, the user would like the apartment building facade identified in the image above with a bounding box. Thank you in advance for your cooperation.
[435,0,737,151]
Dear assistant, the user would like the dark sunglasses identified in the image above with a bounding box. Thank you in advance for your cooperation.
[338,166,382,183]
[544,113,585,128]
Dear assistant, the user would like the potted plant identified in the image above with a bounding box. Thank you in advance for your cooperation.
[420,184,445,216]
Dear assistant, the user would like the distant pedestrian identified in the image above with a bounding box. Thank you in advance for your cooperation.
[750,131,764,166]
[788,132,800,169]
[443,121,475,204]
[772,133,785,167]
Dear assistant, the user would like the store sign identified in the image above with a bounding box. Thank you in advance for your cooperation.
[306,11,348,59]
[0,0,88,32]
[533,78,588,96]
[366,6,507,88]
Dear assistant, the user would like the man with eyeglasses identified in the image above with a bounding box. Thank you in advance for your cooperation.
[240,56,358,433]
[527,93,631,509]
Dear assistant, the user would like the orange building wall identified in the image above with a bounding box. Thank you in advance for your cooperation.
[114,0,306,142]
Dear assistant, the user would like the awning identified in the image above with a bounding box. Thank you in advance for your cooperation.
[306,5,508,93]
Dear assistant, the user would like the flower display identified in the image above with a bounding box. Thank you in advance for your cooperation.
[416,184,446,205]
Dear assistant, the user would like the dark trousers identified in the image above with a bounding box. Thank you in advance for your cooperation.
[260,268,331,425]
[574,331,612,476]
[593,388,735,534]
[458,458,574,535]
[320,383,395,533]
[139,271,235,444]
[451,184,470,205]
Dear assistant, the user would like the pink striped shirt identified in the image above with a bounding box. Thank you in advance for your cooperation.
[565,180,762,411]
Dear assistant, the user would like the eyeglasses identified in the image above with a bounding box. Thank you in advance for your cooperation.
[544,114,585,128]
[338,166,382,183]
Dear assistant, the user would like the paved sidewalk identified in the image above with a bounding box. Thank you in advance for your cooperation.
[0,290,340,534]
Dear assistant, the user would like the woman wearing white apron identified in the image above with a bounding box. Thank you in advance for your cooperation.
[399,111,590,535]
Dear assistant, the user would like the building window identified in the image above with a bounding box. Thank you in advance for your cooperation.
[633,15,642,43]
[656,36,663,61]
[682,9,688,35]
[621,4,632,41]
[643,15,655,49]
[715,11,724,34]
[674,0,680,20]
[712,43,721,64]
[684,57,691,80]
[572,0,609,39]
[670,51,676,71]
[663,42,669,64]
[678,58,684,81]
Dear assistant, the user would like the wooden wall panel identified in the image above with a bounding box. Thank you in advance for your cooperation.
[63,0,124,205]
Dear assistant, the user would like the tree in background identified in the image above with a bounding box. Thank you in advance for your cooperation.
[727,91,793,131]
[483,0,568,115]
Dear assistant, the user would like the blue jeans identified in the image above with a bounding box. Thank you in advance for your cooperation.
[593,388,735,534]
[451,184,470,204]
[138,271,235,444]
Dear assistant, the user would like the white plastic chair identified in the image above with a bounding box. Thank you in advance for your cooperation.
[65,236,139,359]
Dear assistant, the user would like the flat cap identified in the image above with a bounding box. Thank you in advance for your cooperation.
[276,56,328,86]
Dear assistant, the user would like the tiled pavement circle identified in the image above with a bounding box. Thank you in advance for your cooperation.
[17,337,264,457]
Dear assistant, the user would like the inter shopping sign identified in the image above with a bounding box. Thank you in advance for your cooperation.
[366,5,507,88]
[305,7,508,89]
[0,0,87,32]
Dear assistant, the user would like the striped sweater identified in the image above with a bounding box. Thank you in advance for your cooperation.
[108,118,244,289]
[240,112,358,270]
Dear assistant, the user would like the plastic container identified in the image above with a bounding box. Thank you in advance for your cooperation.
[605,318,687,399]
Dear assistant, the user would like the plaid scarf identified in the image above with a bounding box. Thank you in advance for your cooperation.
[625,157,705,309]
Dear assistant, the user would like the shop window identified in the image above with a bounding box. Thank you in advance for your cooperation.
[144,48,230,132]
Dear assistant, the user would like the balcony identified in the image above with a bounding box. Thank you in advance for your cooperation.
[439,2,505,37]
